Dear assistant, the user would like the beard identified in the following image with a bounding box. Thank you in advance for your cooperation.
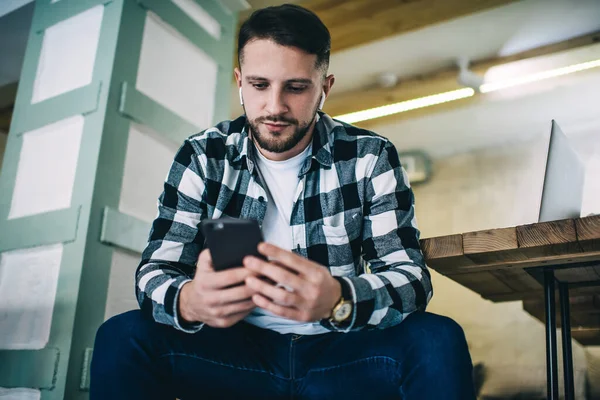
[246,102,319,154]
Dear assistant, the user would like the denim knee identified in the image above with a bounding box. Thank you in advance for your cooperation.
[394,313,475,399]
[94,309,143,353]
[402,312,470,361]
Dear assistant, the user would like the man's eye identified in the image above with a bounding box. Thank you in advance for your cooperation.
[252,83,268,90]
[287,86,306,93]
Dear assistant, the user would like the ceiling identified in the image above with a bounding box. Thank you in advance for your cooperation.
[240,0,600,94]
[328,0,600,94]
[322,0,600,158]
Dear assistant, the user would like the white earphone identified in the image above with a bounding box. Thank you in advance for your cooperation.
[318,89,326,110]
[239,87,244,106]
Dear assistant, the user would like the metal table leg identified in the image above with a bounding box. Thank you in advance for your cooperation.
[544,269,559,400]
[559,282,575,400]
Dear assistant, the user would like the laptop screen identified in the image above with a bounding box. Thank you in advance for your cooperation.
[538,120,585,223]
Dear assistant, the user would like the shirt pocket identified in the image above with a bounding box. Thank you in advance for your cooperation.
[321,213,362,246]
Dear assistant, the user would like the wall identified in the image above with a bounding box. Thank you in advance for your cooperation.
[588,347,600,397]
[411,137,598,398]
[368,70,600,398]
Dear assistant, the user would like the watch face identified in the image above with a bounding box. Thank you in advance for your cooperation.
[335,303,352,321]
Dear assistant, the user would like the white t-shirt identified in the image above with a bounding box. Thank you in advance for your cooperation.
[244,143,329,334]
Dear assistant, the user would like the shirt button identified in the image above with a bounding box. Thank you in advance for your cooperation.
[258,196,265,203]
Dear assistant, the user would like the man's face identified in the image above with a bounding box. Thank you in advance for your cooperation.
[235,39,333,155]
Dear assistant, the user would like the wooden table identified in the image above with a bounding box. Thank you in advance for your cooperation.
[420,215,600,400]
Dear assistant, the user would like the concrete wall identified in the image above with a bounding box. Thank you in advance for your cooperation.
[588,347,600,397]
[407,135,599,398]
[362,60,600,397]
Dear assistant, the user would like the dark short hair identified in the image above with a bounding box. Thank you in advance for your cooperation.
[238,4,331,74]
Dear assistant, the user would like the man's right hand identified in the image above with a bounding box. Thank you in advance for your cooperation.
[179,249,257,328]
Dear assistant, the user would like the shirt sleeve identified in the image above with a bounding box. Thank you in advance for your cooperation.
[327,140,433,332]
[135,139,207,333]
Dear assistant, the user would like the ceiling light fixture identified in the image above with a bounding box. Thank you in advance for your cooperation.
[333,58,600,124]
[480,58,600,93]
[334,88,475,124]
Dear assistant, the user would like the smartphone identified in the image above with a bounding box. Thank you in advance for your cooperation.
[200,218,265,271]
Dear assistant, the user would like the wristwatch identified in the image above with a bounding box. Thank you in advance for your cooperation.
[329,295,353,324]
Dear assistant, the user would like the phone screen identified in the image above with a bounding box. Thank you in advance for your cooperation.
[201,218,265,271]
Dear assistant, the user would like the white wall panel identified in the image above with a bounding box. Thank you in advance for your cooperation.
[119,123,178,222]
[104,249,140,320]
[8,116,83,219]
[32,5,103,103]
[137,12,217,130]
[0,244,62,349]
[171,0,220,39]
[0,388,41,400]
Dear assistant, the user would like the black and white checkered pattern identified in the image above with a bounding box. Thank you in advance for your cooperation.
[136,112,433,333]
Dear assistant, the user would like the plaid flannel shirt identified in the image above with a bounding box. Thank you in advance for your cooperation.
[136,112,433,333]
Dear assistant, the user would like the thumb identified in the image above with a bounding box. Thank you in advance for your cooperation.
[196,248,214,273]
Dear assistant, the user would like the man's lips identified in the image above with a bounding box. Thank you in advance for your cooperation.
[263,122,290,131]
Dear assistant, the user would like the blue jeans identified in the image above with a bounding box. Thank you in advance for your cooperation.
[90,310,475,399]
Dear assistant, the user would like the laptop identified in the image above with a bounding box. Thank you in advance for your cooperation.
[538,120,585,223]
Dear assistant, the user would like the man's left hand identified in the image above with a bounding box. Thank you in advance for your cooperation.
[243,243,342,322]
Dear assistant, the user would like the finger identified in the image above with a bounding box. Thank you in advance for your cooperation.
[201,267,254,289]
[213,283,257,305]
[227,309,254,321]
[208,306,255,328]
[268,260,300,275]
[257,242,315,275]
[246,276,299,307]
[243,256,305,291]
[218,299,256,317]
[196,249,214,272]
[252,294,309,322]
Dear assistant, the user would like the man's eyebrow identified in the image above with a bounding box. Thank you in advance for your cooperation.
[245,76,314,85]
[245,75,268,81]
[286,78,313,85]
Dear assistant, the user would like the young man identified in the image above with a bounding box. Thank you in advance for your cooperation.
[91,4,475,399]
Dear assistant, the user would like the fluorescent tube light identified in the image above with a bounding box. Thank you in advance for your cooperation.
[480,59,600,93]
[334,88,475,124]
[334,58,600,124]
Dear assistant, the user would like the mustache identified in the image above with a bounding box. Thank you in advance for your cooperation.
[255,115,298,125]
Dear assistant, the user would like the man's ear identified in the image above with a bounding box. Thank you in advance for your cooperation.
[234,67,242,88]
[320,74,335,110]
[234,68,243,105]
[318,89,326,110]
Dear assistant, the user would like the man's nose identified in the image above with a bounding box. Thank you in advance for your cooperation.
[265,91,288,116]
